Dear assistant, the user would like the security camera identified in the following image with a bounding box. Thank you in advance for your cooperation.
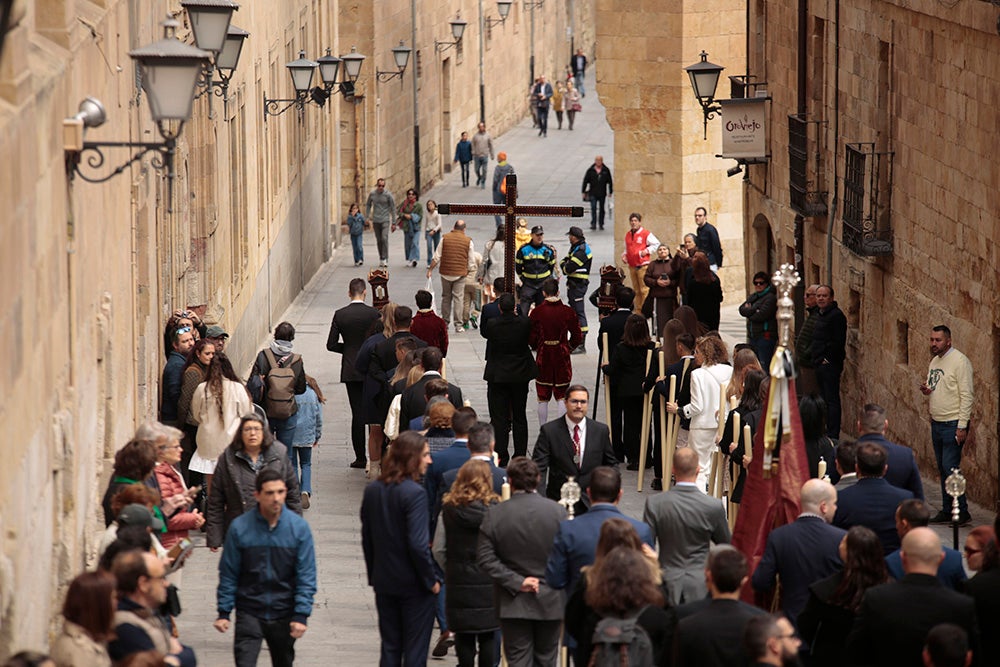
[727,164,743,178]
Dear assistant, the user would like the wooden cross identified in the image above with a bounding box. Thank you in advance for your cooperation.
[438,174,584,294]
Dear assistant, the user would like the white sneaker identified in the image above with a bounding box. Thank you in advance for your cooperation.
[301,492,311,509]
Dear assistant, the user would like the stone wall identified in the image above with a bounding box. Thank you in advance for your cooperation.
[742,0,999,504]
[595,0,745,304]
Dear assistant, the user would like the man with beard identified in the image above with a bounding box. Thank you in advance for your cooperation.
[741,614,801,667]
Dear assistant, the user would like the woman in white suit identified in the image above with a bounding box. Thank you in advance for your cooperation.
[666,335,732,491]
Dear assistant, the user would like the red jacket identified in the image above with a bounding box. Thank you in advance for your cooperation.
[410,310,449,356]
[154,462,201,550]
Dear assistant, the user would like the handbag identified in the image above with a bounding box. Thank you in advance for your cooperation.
[571,101,582,112]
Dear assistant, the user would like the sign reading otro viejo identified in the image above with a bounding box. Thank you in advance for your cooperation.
[719,97,768,160]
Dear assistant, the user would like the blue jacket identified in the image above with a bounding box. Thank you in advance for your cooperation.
[291,386,323,446]
[217,506,317,625]
[856,433,924,500]
[361,479,439,596]
[347,212,366,236]
[454,139,473,164]
[833,477,914,555]
[545,504,654,592]
[159,351,187,422]
[886,546,967,590]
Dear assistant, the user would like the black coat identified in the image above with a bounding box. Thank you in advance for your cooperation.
[797,570,857,667]
[683,274,723,332]
[964,569,1000,666]
[327,301,381,383]
[597,309,631,356]
[846,573,980,667]
[675,598,765,667]
[482,312,538,383]
[399,374,464,430]
[581,163,613,199]
[441,501,501,633]
[811,302,847,368]
[605,342,655,398]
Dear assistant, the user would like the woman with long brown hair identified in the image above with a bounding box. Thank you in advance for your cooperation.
[433,460,501,667]
[565,519,674,666]
[189,354,252,498]
[50,571,116,667]
[357,303,398,475]
[361,431,440,666]
[683,252,723,331]
[603,314,656,469]
[798,525,888,667]
[176,338,215,479]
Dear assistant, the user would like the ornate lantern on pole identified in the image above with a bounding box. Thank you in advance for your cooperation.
[368,269,390,311]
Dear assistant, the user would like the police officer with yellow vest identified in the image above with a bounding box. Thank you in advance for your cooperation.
[515,225,557,315]
[560,226,593,354]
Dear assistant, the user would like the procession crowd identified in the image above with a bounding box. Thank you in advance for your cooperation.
[8,57,998,667]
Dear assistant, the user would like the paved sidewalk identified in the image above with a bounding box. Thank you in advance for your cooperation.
[173,71,991,665]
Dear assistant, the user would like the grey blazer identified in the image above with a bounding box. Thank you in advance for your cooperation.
[643,484,731,605]
[477,491,566,620]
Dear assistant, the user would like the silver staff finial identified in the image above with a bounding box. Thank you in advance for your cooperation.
[772,264,801,348]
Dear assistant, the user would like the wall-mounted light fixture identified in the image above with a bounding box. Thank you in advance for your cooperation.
[375,41,412,82]
[263,46,365,121]
[435,15,468,53]
[685,51,725,140]
[63,17,212,213]
[484,0,513,28]
[180,0,245,119]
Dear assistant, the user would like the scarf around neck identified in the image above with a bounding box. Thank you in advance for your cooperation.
[271,339,294,357]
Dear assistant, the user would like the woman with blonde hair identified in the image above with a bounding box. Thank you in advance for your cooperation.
[433,460,501,667]
[666,335,732,490]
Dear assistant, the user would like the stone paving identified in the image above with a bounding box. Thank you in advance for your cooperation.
[174,70,992,665]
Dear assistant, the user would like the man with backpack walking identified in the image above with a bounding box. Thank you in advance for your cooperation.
[250,321,307,447]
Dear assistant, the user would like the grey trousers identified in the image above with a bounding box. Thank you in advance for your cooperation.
[501,618,561,667]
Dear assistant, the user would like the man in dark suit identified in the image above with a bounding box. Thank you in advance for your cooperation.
[327,278,381,468]
[596,286,634,453]
[751,479,846,625]
[675,546,766,666]
[833,441,914,554]
[856,403,924,499]
[884,499,966,590]
[478,458,566,667]
[479,277,506,335]
[483,293,538,465]
[649,332,697,489]
[546,467,653,593]
[438,422,508,504]
[846,527,980,667]
[532,384,618,516]
[644,447,731,605]
[369,305,427,404]
[399,346,463,429]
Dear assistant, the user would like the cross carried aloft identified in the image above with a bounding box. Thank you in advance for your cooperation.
[438,174,584,294]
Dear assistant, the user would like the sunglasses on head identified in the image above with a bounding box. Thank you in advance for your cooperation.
[176,326,192,335]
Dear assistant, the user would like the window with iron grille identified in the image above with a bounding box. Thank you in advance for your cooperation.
[842,143,893,256]
[788,114,827,217]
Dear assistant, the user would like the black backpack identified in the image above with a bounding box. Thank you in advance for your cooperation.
[587,610,654,667]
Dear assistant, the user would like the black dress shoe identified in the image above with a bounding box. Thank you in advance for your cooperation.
[349,459,367,469]
[626,461,640,471]
[650,478,663,491]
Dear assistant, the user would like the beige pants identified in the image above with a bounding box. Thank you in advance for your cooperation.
[629,264,650,314]
[440,276,465,326]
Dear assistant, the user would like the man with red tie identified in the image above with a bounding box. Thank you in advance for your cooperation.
[532,385,618,516]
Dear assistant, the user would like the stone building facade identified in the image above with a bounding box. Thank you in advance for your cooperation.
[0,0,596,655]
[740,0,999,504]
[595,0,746,304]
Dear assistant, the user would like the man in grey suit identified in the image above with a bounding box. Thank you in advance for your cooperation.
[478,457,566,667]
[532,384,618,516]
[643,447,731,605]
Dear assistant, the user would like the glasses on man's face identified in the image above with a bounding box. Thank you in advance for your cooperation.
[753,281,767,286]
[159,444,182,451]
[567,398,588,405]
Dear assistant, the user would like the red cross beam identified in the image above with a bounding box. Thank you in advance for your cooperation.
[437,173,585,294]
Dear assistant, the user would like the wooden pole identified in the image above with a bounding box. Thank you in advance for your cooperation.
[665,357,690,486]
[637,348,654,491]
[660,351,670,486]
[602,332,612,426]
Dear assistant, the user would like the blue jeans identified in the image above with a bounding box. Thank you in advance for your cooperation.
[425,231,440,267]
[268,416,296,451]
[932,419,967,513]
[589,196,606,229]
[474,156,488,187]
[350,233,364,264]
[290,445,312,494]
[751,336,777,371]
[435,582,447,633]
[404,229,419,263]
[575,73,585,96]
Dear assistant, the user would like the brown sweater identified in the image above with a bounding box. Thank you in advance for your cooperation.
[439,230,471,277]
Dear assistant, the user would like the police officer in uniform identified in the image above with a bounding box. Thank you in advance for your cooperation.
[560,226,593,355]
[515,225,558,315]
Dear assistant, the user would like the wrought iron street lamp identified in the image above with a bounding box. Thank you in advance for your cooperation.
[685,51,725,140]
[375,41,412,82]
[263,46,366,121]
[435,15,468,53]
[484,0,513,28]
[62,17,212,213]
[181,0,244,118]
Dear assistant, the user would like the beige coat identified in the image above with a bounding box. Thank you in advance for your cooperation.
[50,621,112,667]
[191,378,253,462]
